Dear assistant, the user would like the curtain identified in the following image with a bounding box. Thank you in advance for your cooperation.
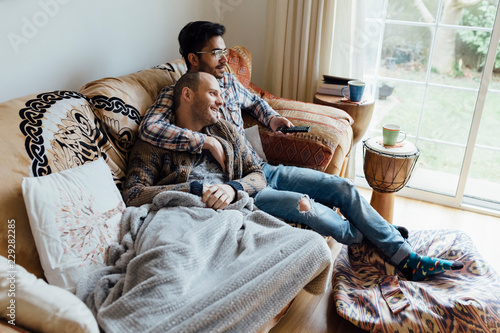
[264,0,366,178]
[264,0,365,103]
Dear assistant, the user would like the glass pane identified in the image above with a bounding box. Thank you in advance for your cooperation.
[490,79,500,90]
[430,28,488,89]
[477,90,500,147]
[465,147,500,202]
[366,81,423,138]
[386,0,439,22]
[419,86,476,145]
[465,88,500,203]
[365,0,385,19]
[409,141,465,195]
[380,24,431,82]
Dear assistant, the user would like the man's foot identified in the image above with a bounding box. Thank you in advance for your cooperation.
[393,225,409,239]
[397,252,464,281]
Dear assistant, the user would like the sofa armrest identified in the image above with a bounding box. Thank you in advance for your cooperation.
[243,99,353,176]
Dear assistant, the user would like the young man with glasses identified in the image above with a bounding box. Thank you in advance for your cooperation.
[138,21,464,281]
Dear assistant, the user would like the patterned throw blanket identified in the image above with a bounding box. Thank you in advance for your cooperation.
[77,191,333,333]
[332,229,500,332]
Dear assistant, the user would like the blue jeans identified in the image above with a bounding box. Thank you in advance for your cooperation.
[253,163,412,265]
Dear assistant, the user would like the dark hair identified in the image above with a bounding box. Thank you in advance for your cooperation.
[178,21,226,69]
[173,72,201,110]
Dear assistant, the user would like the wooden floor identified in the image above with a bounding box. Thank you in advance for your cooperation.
[270,187,500,333]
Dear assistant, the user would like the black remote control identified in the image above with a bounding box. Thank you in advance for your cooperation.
[277,126,311,133]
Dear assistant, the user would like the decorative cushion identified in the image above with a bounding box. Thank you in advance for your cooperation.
[243,98,353,173]
[22,158,124,292]
[226,46,252,88]
[332,229,500,332]
[0,255,99,333]
[78,59,187,180]
[244,125,267,161]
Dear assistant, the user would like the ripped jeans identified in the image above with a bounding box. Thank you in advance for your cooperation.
[253,163,412,265]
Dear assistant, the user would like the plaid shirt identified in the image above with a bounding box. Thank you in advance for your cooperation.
[139,72,279,155]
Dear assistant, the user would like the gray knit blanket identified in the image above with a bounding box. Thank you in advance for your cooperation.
[77,191,333,333]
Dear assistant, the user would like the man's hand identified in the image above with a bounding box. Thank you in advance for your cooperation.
[203,136,226,172]
[202,184,236,210]
[269,115,294,133]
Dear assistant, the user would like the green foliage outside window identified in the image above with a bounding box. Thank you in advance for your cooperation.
[459,0,500,70]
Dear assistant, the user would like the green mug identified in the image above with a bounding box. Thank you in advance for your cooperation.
[382,124,406,146]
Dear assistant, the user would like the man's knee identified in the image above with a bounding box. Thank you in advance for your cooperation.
[298,195,312,212]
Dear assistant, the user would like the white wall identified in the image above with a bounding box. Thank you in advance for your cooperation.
[0,0,219,103]
[220,0,268,87]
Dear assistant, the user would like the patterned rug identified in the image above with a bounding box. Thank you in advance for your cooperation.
[332,229,500,332]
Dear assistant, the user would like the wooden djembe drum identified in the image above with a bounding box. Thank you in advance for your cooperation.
[363,137,420,223]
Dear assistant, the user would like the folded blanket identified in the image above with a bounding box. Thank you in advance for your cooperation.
[77,191,332,333]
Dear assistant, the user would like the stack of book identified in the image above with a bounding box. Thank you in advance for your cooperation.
[317,75,355,96]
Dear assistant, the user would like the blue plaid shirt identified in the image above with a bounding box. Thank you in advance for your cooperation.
[139,73,279,156]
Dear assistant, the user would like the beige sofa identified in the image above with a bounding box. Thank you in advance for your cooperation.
[0,46,354,332]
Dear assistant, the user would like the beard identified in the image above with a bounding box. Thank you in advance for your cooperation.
[198,61,225,79]
[192,97,218,127]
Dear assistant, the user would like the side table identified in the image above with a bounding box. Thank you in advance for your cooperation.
[313,93,375,178]
[362,137,420,223]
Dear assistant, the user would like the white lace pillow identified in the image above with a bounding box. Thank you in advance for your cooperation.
[22,158,124,292]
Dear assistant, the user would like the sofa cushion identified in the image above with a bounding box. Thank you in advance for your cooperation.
[225,46,265,97]
[22,158,124,292]
[15,90,143,187]
[78,59,187,182]
[244,125,267,162]
[0,255,99,333]
[80,59,186,116]
[226,46,252,88]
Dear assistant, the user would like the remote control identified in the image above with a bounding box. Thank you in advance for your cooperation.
[277,126,311,133]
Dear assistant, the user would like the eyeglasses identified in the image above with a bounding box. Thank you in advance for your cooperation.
[196,48,229,60]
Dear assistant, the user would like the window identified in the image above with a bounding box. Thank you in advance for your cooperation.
[356,0,500,214]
